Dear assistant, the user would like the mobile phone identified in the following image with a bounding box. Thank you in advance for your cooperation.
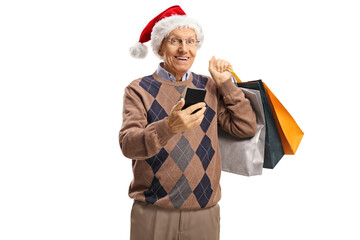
[181,87,207,113]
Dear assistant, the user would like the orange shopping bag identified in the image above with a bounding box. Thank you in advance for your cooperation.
[262,84,304,154]
[228,69,304,155]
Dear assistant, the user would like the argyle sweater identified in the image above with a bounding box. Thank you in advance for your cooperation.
[119,71,256,210]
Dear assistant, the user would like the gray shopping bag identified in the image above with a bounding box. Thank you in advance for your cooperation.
[219,88,266,176]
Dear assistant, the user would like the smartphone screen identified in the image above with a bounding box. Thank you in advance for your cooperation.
[181,87,207,113]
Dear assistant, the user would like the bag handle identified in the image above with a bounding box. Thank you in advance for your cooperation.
[226,68,242,83]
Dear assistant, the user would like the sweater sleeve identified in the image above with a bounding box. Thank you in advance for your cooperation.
[119,86,176,160]
[217,78,257,138]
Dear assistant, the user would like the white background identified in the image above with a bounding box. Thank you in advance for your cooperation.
[1,0,359,239]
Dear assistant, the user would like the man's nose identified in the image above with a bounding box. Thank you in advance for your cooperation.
[178,41,188,52]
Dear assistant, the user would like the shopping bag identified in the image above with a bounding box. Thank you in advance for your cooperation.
[228,69,304,155]
[227,69,284,168]
[219,88,266,176]
[263,83,304,154]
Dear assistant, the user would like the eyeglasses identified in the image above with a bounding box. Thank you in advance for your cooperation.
[166,37,200,47]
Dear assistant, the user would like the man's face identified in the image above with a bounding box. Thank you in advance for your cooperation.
[158,28,197,77]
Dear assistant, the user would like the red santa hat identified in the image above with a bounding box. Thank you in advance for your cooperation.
[129,5,204,58]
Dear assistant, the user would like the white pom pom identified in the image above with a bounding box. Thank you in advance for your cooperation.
[129,42,148,58]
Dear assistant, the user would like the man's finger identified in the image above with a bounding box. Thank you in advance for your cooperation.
[183,102,206,115]
[172,98,185,111]
[220,60,225,72]
[187,113,205,129]
[221,60,229,72]
[188,106,206,121]
[209,56,216,70]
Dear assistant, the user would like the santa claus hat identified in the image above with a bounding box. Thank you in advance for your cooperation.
[129,5,204,58]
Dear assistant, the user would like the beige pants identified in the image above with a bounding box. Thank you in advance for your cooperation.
[130,200,220,240]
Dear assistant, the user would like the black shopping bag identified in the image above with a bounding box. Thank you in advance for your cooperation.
[237,80,284,169]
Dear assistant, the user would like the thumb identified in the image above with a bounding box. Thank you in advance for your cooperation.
[209,56,216,72]
[209,56,215,66]
[172,98,185,111]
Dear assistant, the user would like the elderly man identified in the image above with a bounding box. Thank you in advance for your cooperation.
[119,5,257,240]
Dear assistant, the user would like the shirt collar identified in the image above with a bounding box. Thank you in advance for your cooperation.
[157,62,191,82]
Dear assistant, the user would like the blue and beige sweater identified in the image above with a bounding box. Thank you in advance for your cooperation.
[119,71,256,210]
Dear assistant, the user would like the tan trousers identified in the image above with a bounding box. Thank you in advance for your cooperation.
[130,200,220,240]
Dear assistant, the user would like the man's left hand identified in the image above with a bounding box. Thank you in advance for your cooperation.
[208,56,233,85]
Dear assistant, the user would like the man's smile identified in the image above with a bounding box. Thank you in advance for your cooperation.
[175,56,190,61]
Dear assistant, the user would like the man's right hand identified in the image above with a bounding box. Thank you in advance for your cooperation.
[166,98,206,133]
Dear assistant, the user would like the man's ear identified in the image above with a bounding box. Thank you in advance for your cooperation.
[158,41,166,57]
[158,48,164,57]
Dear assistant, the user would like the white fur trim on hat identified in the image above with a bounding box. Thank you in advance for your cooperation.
[129,42,148,58]
[150,15,204,57]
